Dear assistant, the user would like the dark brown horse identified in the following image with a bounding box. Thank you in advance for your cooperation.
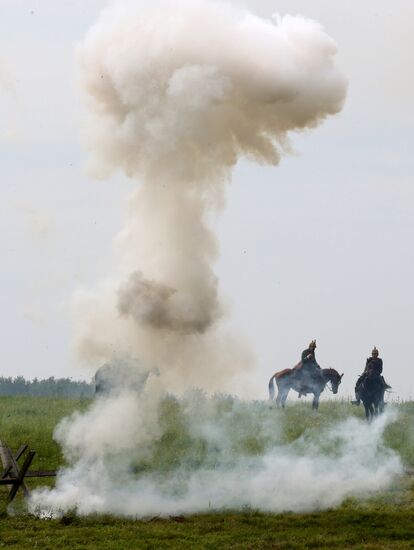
[268,367,344,410]
[358,373,387,421]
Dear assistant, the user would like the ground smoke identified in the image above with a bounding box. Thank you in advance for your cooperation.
[30,396,402,517]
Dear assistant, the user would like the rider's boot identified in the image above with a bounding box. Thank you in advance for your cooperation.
[381,376,391,389]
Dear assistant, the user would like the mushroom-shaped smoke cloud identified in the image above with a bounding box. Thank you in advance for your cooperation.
[74,0,347,395]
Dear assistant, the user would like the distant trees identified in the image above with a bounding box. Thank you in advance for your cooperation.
[0,376,94,398]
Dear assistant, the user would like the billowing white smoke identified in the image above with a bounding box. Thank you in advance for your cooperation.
[30,0,362,516]
[30,396,402,517]
[73,0,347,394]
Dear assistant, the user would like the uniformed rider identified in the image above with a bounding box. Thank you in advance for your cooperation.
[352,347,388,406]
[300,340,320,372]
[296,340,321,397]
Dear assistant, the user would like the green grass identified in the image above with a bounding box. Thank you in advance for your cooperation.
[0,396,90,471]
[1,396,414,548]
[1,508,414,549]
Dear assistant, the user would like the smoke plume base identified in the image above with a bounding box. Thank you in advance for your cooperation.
[30,395,402,518]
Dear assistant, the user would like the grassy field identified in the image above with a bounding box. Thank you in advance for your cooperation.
[1,396,414,548]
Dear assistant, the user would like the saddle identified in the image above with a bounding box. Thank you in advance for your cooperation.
[292,360,302,372]
[360,371,390,390]
[293,362,322,397]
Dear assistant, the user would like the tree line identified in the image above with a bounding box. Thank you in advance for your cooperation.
[0,376,94,397]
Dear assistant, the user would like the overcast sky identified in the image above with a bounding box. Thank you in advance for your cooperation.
[1,0,414,399]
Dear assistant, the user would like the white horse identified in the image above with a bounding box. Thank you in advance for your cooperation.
[268,367,343,409]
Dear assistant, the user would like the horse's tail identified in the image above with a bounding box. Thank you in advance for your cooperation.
[268,374,276,400]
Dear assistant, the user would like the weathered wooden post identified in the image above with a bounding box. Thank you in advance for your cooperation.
[0,440,56,502]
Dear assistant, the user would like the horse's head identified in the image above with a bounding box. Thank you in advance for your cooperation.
[325,368,344,394]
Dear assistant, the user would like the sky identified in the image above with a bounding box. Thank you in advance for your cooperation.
[1,0,414,399]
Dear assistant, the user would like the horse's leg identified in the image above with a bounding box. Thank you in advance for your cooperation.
[274,380,283,408]
[275,389,281,408]
[276,380,286,408]
[380,390,385,413]
[276,379,290,409]
[364,402,370,421]
[281,388,289,408]
[379,391,385,414]
[312,392,320,410]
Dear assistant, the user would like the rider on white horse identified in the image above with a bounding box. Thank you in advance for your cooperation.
[301,340,320,369]
[296,340,322,397]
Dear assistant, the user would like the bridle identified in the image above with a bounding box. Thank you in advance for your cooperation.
[323,369,339,393]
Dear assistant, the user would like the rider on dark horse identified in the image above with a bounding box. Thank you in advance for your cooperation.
[295,340,322,397]
[352,346,390,406]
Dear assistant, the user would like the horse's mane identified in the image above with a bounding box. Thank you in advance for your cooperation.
[323,367,339,376]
